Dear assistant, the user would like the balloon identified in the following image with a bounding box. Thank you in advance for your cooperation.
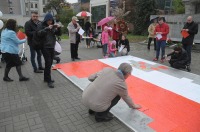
[0,11,2,18]
[17,30,26,40]
[0,20,4,29]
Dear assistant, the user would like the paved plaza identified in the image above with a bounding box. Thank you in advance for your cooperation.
[0,39,199,132]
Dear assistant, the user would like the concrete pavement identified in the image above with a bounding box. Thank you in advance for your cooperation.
[0,39,199,132]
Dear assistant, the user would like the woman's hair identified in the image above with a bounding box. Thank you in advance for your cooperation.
[118,63,132,76]
[121,35,126,40]
[5,19,17,32]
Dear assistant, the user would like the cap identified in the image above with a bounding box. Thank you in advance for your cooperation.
[72,16,79,21]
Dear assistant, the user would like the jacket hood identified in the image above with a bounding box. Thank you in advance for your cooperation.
[43,13,54,23]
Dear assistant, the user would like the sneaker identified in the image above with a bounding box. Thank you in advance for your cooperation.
[34,69,43,73]
[153,58,158,61]
[56,58,60,64]
[48,82,54,88]
[75,57,81,60]
[19,77,29,81]
[95,115,113,122]
[160,59,164,63]
[186,65,191,72]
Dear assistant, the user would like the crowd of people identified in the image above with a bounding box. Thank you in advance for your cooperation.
[0,12,199,122]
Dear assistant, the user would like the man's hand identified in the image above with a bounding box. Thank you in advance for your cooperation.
[48,25,53,29]
[132,104,142,109]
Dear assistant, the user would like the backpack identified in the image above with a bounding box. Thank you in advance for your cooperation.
[32,30,44,50]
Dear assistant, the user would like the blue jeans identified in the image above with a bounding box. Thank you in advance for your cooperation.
[156,40,166,59]
[102,44,108,56]
[182,44,192,64]
[29,45,42,71]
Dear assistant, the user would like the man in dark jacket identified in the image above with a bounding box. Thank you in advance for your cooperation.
[166,46,190,72]
[182,16,198,65]
[37,13,61,88]
[24,11,44,73]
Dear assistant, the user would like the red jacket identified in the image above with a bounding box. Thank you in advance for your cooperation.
[112,24,120,40]
[154,23,169,41]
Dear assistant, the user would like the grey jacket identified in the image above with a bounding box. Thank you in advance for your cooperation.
[82,67,135,112]
[67,22,80,44]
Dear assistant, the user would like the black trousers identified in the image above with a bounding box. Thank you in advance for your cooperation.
[148,37,156,50]
[95,95,121,118]
[41,48,54,82]
[70,42,79,59]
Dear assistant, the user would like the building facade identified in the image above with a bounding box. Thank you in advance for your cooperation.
[182,0,200,14]
[0,0,49,16]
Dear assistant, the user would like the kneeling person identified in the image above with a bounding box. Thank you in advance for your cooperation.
[166,46,190,71]
[82,63,141,122]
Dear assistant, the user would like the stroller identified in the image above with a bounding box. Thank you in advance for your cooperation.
[91,32,102,48]
[18,43,28,64]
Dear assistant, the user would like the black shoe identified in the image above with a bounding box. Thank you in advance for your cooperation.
[107,112,114,118]
[147,47,150,50]
[19,77,29,81]
[38,67,45,70]
[44,79,55,83]
[71,58,75,61]
[95,116,113,122]
[3,77,14,82]
[186,65,191,72]
[88,109,95,115]
[75,57,81,60]
[48,82,54,88]
[34,69,43,73]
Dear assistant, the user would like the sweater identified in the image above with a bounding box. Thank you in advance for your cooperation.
[154,22,169,41]
[82,68,135,112]
[1,29,26,54]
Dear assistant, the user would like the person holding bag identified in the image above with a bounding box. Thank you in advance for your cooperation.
[1,19,29,82]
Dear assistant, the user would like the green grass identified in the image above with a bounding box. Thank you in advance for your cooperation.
[60,34,69,39]
[126,34,148,43]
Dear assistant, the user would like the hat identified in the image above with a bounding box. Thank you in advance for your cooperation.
[111,40,116,45]
[72,16,79,21]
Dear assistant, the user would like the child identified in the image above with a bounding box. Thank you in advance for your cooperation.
[101,26,109,58]
[108,40,117,57]
[118,35,130,56]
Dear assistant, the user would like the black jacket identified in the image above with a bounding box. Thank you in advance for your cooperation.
[24,19,41,46]
[182,21,198,45]
[119,39,130,52]
[167,48,188,64]
[37,14,61,48]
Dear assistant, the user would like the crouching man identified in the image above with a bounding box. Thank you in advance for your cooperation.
[166,46,190,72]
[82,63,141,122]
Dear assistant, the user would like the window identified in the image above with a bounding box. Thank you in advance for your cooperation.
[31,3,33,8]
[43,0,45,4]
[35,4,38,8]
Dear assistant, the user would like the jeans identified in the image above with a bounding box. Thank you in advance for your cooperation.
[41,48,54,82]
[156,40,166,59]
[70,42,79,59]
[102,44,108,56]
[148,37,156,50]
[95,95,121,118]
[29,45,42,71]
[182,44,192,64]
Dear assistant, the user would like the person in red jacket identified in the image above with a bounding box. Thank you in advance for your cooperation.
[153,17,169,63]
[112,24,120,49]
